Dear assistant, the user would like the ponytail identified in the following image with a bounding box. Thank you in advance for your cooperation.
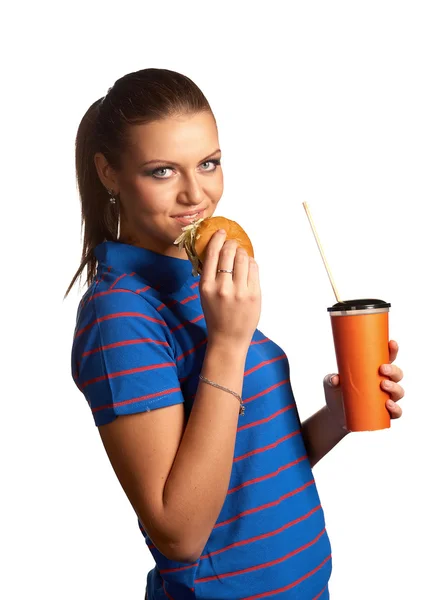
[64,99,118,298]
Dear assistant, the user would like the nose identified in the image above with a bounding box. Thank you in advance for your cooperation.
[177,172,204,206]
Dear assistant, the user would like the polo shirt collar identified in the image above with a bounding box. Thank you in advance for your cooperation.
[93,241,196,294]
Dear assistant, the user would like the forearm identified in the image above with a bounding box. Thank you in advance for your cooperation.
[162,341,247,561]
[301,405,349,468]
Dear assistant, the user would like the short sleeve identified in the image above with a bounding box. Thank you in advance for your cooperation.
[72,289,184,426]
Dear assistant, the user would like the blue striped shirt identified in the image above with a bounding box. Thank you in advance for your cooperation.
[71,241,332,599]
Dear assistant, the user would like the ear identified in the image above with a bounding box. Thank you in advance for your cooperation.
[94,152,119,194]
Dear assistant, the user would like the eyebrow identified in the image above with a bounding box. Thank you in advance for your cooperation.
[140,149,221,168]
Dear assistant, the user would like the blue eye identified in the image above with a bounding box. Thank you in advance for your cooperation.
[200,159,221,171]
[145,158,221,179]
[150,167,173,179]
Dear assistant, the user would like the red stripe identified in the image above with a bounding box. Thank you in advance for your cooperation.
[162,580,174,600]
[195,528,327,583]
[250,337,270,345]
[176,338,208,362]
[82,361,174,388]
[214,479,315,528]
[237,379,292,414]
[160,561,199,574]
[181,293,198,305]
[135,285,151,293]
[190,281,199,289]
[313,584,328,599]
[91,386,181,413]
[109,271,135,290]
[237,403,295,431]
[82,337,169,357]
[75,311,166,338]
[244,353,287,376]
[201,505,321,562]
[84,267,113,305]
[242,554,332,600]
[170,313,204,333]
[88,288,134,303]
[228,455,307,494]
[157,299,178,311]
[234,430,300,462]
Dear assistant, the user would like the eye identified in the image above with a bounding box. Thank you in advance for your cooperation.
[199,159,221,172]
[146,158,221,179]
[151,167,173,179]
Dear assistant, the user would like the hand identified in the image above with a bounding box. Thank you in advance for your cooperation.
[199,232,261,350]
[324,340,405,430]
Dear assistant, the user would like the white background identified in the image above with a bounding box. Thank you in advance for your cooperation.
[2,1,437,598]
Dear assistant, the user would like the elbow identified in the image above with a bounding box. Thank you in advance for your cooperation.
[145,511,205,564]
[149,528,203,564]
[162,541,202,564]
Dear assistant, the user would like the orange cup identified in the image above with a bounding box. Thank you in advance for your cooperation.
[327,299,391,432]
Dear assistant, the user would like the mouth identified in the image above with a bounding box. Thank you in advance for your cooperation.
[171,209,205,225]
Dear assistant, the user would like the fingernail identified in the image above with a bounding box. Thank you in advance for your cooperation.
[329,376,335,386]
[382,365,391,374]
[383,380,392,388]
[387,400,395,408]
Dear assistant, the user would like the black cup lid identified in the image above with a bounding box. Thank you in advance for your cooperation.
[327,298,391,312]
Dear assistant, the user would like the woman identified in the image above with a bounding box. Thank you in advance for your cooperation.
[66,68,405,599]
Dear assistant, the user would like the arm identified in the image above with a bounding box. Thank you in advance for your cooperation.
[161,341,247,561]
[98,341,247,564]
[301,405,349,468]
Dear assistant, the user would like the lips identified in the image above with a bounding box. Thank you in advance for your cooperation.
[172,209,204,224]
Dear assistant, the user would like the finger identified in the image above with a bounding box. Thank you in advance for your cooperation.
[388,339,399,363]
[379,363,404,383]
[217,239,239,282]
[381,379,405,401]
[324,373,340,387]
[201,229,227,283]
[233,247,250,289]
[386,399,403,419]
[247,256,260,290]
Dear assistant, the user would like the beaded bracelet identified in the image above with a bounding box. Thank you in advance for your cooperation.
[198,374,245,416]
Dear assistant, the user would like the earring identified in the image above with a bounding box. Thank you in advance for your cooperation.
[107,188,116,204]
[107,188,120,240]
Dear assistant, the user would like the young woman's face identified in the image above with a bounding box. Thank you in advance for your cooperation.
[112,111,223,258]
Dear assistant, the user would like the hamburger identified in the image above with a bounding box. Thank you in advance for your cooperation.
[174,216,254,276]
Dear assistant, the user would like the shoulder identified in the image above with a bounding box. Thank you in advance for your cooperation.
[73,282,169,354]
[78,275,163,320]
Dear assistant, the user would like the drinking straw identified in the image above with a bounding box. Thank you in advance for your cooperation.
[302,202,343,303]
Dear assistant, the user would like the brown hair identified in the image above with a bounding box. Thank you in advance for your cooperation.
[64,68,213,298]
